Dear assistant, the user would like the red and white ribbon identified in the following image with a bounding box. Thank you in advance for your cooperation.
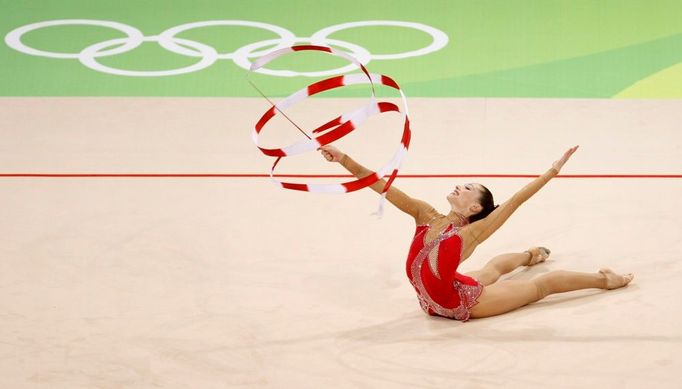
[249,45,411,215]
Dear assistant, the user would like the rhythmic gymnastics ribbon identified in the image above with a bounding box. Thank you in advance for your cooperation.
[247,45,411,216]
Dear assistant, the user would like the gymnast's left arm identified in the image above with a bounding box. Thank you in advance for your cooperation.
[319,145,435,222]
[465,146,579,246]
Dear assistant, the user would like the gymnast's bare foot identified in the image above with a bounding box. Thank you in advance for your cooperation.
[599,268,634,289]
[526,247,551,266]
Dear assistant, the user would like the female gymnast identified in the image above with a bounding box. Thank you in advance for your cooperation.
[319,145,634,321]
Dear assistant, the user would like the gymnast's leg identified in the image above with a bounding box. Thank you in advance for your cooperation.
[466,247,550,286]
[468,268,634,319]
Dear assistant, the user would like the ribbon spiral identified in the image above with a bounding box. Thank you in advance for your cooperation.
[249,45,411,215]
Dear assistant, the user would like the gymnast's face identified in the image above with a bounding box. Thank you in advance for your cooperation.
[447,183,484,214]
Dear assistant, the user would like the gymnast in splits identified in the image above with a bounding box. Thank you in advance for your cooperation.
[319,145,633,321]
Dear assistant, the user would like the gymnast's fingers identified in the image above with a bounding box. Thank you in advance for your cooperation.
[320,149,333,161]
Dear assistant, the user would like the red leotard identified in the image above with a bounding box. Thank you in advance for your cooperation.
[405,221,483,321]
[337,152,560,320]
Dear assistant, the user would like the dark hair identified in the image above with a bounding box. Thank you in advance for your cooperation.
[469,184,498,223]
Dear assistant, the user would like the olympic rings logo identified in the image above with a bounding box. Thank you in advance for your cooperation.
[4,19,448,77]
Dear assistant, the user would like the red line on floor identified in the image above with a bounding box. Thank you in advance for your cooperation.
[0,173,680,179]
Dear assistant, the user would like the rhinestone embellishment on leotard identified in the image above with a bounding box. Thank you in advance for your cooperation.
[427,243,441,279]
[410,223,482,321]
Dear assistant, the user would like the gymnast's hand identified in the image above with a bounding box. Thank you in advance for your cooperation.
[319,145,345,163]
[552,145,579,173]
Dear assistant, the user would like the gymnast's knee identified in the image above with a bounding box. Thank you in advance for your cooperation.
[532,278,550,301]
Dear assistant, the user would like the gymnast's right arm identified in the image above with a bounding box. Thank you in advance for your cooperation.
[319,145,435,222]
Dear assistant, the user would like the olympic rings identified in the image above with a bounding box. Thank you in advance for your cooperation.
[310,20,448,60]
[5,19,448,77]
[4,19,144,59]
[80,36,218,77]
[158,20,297,59]
[234,38,371,77]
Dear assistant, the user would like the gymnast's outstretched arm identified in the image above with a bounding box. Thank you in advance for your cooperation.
[464,146,579,247]
[319,145,436,222]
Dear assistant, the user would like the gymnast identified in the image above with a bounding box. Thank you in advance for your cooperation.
[319,145,633,320]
